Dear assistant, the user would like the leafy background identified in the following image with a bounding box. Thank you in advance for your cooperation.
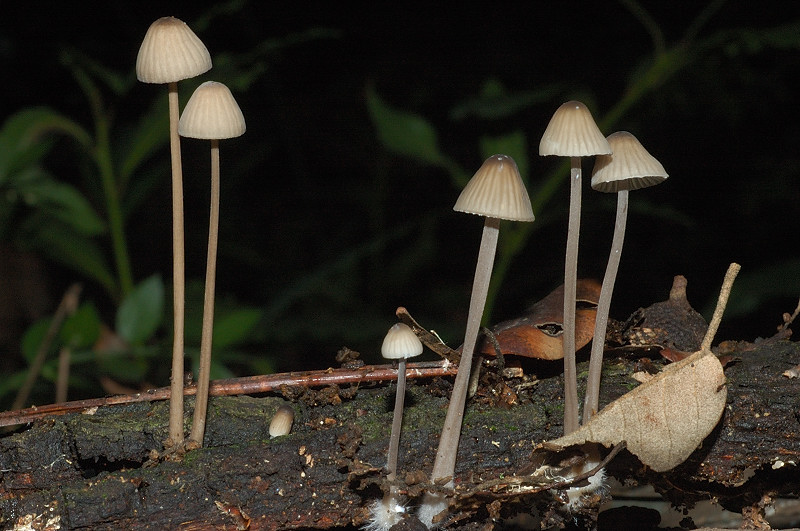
[1,1,798,407]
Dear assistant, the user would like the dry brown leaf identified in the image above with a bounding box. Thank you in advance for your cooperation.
[542,264,739,473]
[543,347,726,472]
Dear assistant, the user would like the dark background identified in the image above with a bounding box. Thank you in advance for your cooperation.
[1,1,799,388]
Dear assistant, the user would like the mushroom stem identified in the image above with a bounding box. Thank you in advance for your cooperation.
[189,139,221,446]
[418,217,500,527]
[583,189,628,424]
[386,358,407,482]
[167,81,186,447]
[562,156,581,435]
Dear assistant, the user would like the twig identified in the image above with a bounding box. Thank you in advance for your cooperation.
[396,306,460,363]
[0,360,457,428]
[700,263,740,352]
[12,283,82,410]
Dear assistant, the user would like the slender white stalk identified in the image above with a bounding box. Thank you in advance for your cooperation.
[167,81,186,447]
[418,217,499,528]
[562,157,581,435]
[190,139,221,446]
[386,359,407,482]
[583,190,628,424]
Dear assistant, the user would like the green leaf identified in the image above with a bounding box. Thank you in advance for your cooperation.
[60,302,102,349]
[116,274,164,344]
[450,78,561,121]
[97,350,150,383]
[0,107,91,181]
[21,318,53,365]
[16,175,106,235]
[211,308,263,349]
[366,84,446,166]
[118,99,168,185]
[21,216,117,296]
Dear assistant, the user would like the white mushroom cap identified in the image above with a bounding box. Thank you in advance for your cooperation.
[269,405,294,438]
[539,101,611,157]
[136,16,212,84]
[381,323,423,360]
[453,154,535,222]
[179,81,246,139]
[591,131,668,192]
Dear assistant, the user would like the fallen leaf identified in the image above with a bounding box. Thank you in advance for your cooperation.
[542,347,727,472]
[480,279,601,360]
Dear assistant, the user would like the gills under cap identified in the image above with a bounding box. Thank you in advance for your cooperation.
[591,131,668,192]
[136,16,212,84]
[454,154,535,222]
[179,81,246,140]
[539,101,611,157]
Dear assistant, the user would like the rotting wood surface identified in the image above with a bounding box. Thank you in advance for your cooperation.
[0,338,798,530]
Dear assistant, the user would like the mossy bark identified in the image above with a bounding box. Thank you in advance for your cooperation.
[1,338,798,530]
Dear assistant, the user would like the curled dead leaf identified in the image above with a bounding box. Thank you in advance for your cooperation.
[542,347,727,472]
[480,279,601,360]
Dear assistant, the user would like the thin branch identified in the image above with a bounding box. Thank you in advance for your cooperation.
[0,361,457,428]
[701,263,740,352]
[12,284,82,411]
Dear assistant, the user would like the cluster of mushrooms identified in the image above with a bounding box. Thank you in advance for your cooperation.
[136,17,246,450]
[371,102,669,529]
[133,15,699,530]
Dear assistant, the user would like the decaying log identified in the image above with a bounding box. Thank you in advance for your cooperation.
[0,334,798,530]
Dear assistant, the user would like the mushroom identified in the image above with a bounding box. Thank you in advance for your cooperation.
[539,101,610,435]
[269,405,295,438]
[418,154,534,528]
[381,322,424,481]
[178,81,246,448]
[366,322,423,531]
[582,131,667,423]
[136,16,212,448]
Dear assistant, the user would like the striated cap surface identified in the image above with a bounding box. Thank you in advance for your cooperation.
[136,16,212,84]
[591,131,668,192]
[454,154,535,222]
[381,323,424,360]
[539,101,611,157]
[179,81,246,139]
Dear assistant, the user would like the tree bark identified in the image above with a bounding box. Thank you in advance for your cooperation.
[1,337,798,530]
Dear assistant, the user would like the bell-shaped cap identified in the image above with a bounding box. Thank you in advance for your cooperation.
[539,101,611,157]
[381,323,423,360]
[269,405,294,438]
[453,154,535,222]
[591,131,668,192]
[136,16,212,84]
[179,81,246,140]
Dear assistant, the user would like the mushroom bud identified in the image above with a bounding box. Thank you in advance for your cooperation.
[269,405,295,438]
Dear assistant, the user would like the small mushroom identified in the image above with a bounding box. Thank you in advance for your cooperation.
[179,81,246,448]
[269,405,295,438]
[381,322,424,481]
[539,101,610,435]
[583,131,667,423]
[365,323,422,531]
[136,16,212,448]
[418,154,534,528]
